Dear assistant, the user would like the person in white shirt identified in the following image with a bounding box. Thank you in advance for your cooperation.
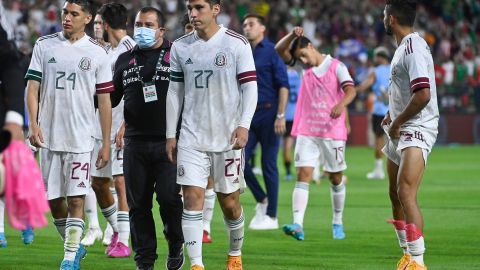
[166,0,257,269]
[382,1,439,270]
[25,1,113,269]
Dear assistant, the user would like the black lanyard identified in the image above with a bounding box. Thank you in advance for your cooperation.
[133,48,166,87]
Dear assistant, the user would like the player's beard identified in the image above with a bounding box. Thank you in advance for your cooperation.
[103,30,109,43]
[385,22,393,36]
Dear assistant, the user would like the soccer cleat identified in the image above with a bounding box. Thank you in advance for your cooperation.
[405,261,427,270]
[105,232,118,255]
[21,227,34,245]
[202,230,212,243]
[81,227,103,246]
[396,254,411,270]
[249,216,279,230]
[60,260,75,270]
[190,265,204,270]
[102,224,113,246]
[248,202,267,229]
[366,170,385,180]
[107,242,131,258]
[226,255,243,270]
[252,167,262,176]
[166,244,184,270]
[0,232,7,248]
[332,224,345,240]
[282,223,304,241]
[74,244,87,270]
[284,174,293,181]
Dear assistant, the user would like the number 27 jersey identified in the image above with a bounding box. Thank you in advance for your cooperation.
[26,32,113,153]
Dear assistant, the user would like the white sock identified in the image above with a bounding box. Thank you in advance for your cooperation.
[101,204,118,232]
[292,182,309,227]
[408,236,425,265]
[54,218,67,240]
[182,210,203,267]
[110,186,118,209]
[396,229,408,254]
[203,189,215,233]
[0,199,5,233]
[330,181,346,225]
[117,211,130,246]
[375,159,383,172]
[224,209,244,256]
[64,218,84,261]
[84,188,100,229]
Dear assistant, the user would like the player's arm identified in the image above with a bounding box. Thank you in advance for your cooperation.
[166,43,185,163]
[273,53,289,135]
[275,27,304,64]
[25,41,44,147]
[355,71,376,92]
[331,62,357,118]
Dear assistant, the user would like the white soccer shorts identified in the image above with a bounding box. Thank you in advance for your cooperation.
[294,135,347,173]
[176,146,246,194]
[40,149,91,200]
[382,125,437,166]
[90,138,123,178]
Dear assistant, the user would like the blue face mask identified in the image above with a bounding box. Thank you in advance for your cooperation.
[134,27,158,49]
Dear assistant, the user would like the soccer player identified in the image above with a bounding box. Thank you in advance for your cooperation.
[242,13,289,230]
[275,27,356,241]
[88,2,135,257]
[166,0,257,269]
[356,46,391,180]
[25,1,113,269]
[383,1,439,269]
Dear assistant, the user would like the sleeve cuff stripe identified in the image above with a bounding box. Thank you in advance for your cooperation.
[96,82,113,88]
[27,69,42,76]
[239,77,257,84]
[171,71,184,77]
[341,80,354,86]
[96,87,114,94]
[25,74,42,82]
[237,71,256,79]
[170,77,184,82]
[411,83,430,92]
[410,77,429,87]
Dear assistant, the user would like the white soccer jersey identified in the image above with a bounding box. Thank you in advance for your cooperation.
[169,27,256,152]
[26,32,113,153]
[388,32,439,131]
[93,36,136,140]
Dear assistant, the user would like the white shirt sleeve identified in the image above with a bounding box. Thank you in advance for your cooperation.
[405,37,431,93]
[95,51,114,94]
[335,61,354,89]
[166,43,185,139]
[236,42,257,129]
[25,41,43,82]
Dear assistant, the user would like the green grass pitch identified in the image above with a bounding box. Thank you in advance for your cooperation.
[0,146,479,269]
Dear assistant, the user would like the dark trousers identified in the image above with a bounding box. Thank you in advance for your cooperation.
[123,138,184,266]
[244,108,280,217]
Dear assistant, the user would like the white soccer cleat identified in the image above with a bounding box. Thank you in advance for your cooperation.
[252,167,263,176]
[249,216,279,230]
[366,170,385,180]
[81,227,103,246]
[102,224,113,246]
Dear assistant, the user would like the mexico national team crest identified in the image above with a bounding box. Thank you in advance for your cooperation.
[78,57,92,71]
[214,52,227,67]
[178,165,185,177]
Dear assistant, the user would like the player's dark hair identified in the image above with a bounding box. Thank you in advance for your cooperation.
[64,0,95,15]
[138,7,166,27]
[289,36,312,57]
[181,13,191,27]
[204,0,222,7]
[385,0,417,27]
[243,13,265,25]
[97,3,127,30]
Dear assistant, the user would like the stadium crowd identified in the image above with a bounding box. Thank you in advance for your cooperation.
[2,0,480,114]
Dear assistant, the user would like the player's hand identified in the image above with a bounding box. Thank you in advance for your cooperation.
[166,138,177,164]
[96,144,110,169]
[330,103,345,119]
[115,122,125,149]
[381,113,392,126]
[28,123,46,148]
[4,123,24,141]
[388,120,401,139]
[292,27,304,37]
[231,126,249,150]
[274,118,286,136]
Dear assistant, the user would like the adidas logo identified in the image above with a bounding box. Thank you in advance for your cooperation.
[185,58,193,65]
[48,57,57,63]
[77,182,86,188]
[232,178,239,184]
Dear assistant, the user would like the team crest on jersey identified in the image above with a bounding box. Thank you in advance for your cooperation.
[78,57,92,71]
[178,165,185,177]
[214,52,227,67]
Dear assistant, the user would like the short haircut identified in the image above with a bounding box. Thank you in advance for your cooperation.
[289,36,312,56]
[243,13,265,25]
[385,0,417,27]
[138,7,165,27]
[97,3,127,30]
[204,0,222,6]
[64,0,95,15]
